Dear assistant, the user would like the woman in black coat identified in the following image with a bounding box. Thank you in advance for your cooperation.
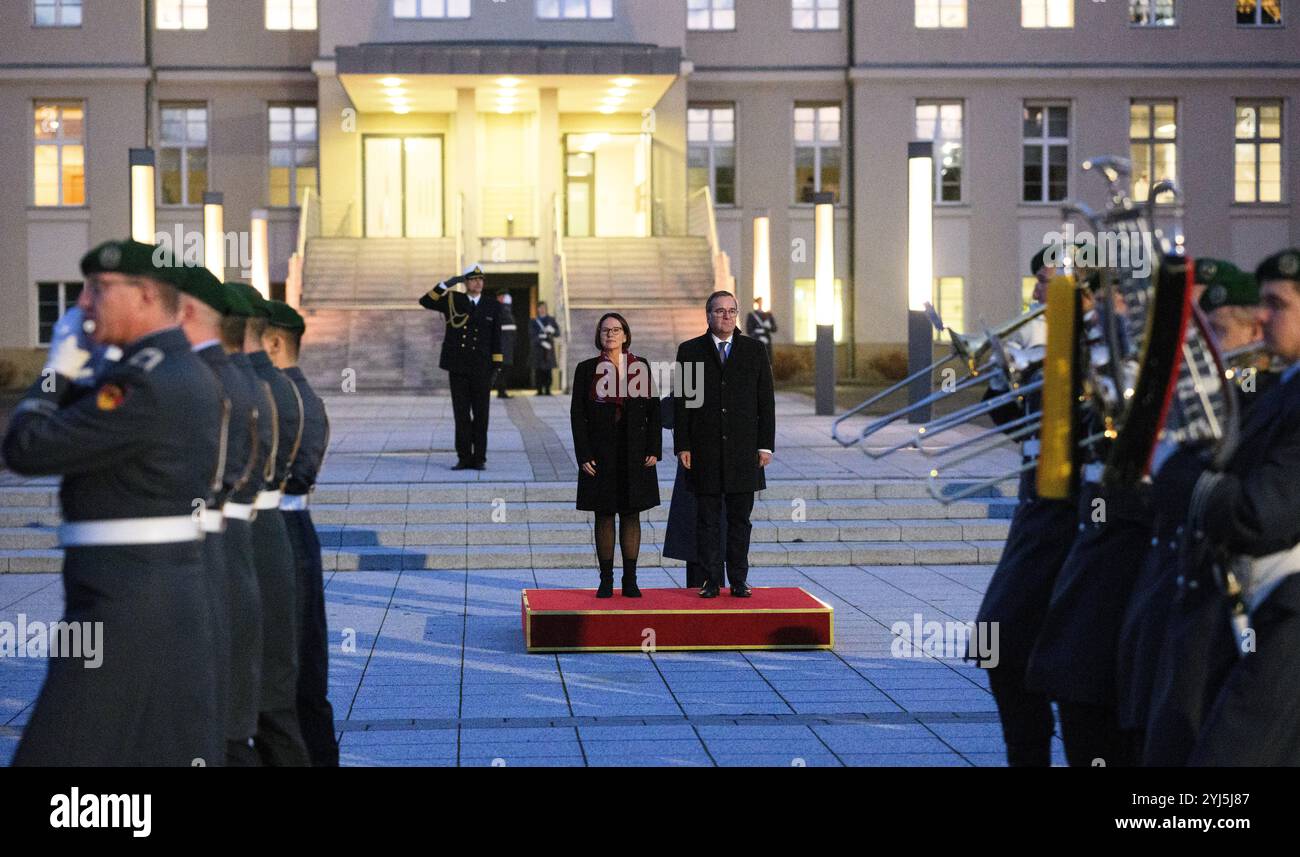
[570,313,661,598]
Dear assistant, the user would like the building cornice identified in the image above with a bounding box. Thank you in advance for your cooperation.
[848,62,1300,80]
[690,67,848,84]
[0,64,151,82]
[155,67,316,84]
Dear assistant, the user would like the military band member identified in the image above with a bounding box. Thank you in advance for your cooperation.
[3,240,223,766]
[745,297,778,365]
[229,281,311,766]
[496,292,517,399]
[177,266,267,767]
[530,302,561,396]
[262,300,339,767]
[419,265,503,470]
[1150,248,1300,766]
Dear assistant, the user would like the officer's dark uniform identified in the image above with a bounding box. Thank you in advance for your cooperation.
[182,268,267,767]
[265,300,339,767]
[2,240,223,766]
[1147,249,1300,766]
[228,282,310,766]
[419,267,503,469]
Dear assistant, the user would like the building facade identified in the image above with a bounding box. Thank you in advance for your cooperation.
[2,0,1298,389]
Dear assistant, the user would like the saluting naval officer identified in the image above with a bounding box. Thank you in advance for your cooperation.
[229,281,311,766]
[262,300,339,767]
[3,240,223,766]
[419,265,504,470]
[1150,248,1300,766]
[177,266,268,767]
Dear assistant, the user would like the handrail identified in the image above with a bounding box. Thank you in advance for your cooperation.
[296,187,317,259]
[552,191,572,394]
[455,191,465,274]
[689,186,730,291]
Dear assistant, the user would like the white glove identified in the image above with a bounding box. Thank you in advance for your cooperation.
[45,308,93,381]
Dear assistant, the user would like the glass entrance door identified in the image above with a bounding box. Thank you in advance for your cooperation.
[364,135,443,238]
[564,133,651,237]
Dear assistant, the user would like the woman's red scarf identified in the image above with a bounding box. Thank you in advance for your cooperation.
[589,351,639,422]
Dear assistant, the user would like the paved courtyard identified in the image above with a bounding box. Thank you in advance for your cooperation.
[0,391,1066,767]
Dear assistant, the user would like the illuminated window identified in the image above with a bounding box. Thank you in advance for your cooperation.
[269,105,318,208]
[157,0,208,29]
[1022,277,1038,312]
[1235,99,1283,203]
[159,104,208,206]
[916,101,964,203]
[267,0,317,29]
[1237,0,1283,26]
[1023,102,1069,203]
[688,105,736,205]
[792,0,838,30]
[793,278,845,343]
[37,282,83,345]
[33,102,84,207]
[933,277,965,339]
[688,0,735,30]
[34,0,81,26]
[536,0,613,19]
[794,104,841,204]
[1130,101,1177,203]
[1130,0,1175,25]
[1021,0,1073,27]
[394,0,471,17]
[915,0,966,28]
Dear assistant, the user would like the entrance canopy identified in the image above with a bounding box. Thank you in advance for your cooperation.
[336,42,680,114]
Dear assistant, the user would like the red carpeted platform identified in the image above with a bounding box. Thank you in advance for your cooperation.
[521,587,834,653]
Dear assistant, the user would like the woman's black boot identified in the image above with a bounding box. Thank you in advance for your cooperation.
[596,559,615,599]
[621,560,642,598]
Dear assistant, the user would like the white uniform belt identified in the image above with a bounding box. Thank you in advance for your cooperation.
[223,502,254,521]
[279,494,309,512]
[59,516,201,547]
[1240,544,1300,612]
[199,507,225,534]
[254,490,283,510]
[1021,439,1041,458]
[1082,463,1104,484]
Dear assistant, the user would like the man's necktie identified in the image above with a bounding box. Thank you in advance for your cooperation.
[718,341,729,365]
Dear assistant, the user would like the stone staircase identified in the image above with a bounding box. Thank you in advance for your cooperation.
[301,237,458,306]
[0,478,1013,573]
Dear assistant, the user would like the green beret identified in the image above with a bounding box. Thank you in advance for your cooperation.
[265,300,305,333]
[80,239,187,289]
[226,281,270,319]
[1256,248,1300,285]
[221,282,256,318]
[1200,268,1259,313]
[1194,258,1238,288]
[177,265,229,314]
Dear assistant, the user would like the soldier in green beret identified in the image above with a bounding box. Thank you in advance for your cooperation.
[2,240,223,765]
[261,300,338,766]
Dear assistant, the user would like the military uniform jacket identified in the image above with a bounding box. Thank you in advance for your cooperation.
[531,315,561,372]
[418,285,504,376]
[673,332,776,495]
[283,366,329,495]
[3,328,221,519]
[228,352,272,505]
[195,343,260,508]
[249,351,303,491]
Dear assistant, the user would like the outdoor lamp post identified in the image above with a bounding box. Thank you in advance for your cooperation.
[813,192,836,416]
[128,149,156,245]
[752,212,771,309]
[907,141,935,423]
[250,208,270,299]
[203,192,225,281]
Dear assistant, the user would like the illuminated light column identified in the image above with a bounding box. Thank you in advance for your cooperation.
[752,212,771,308]
[128,149,156,244]
[813,192,836,416]
[250,208,271,300]
[907,141,935,423]
[203,192,225,281]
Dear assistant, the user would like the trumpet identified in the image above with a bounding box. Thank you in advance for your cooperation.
[831,304,1047,447]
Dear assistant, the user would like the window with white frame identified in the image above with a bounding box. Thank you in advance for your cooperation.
[33,102,85,207]
[792,0,839,30]
[394,0,470,17]
[1235,99,1283,203]
[915,0,967,28]
[794,104,842,203]
[157,0,208,29]
[688,105,736,205]
[36,282,83,345]
[536,0,613,19]
[1238,0,1283,26]
[915,101,964,202]
[267,0,317,29]
[1021,0,1073,27]
[1023,102,1069,203]
[1130,0,1175,26]
[1130,100,1177,203]
[793,278,845,342]
[269,105,318,208]
[688,0,735,30]
[159,104,208,207]
[34,0,81,27]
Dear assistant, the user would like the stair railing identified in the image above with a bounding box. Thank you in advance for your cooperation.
[688,186,734,292]
[455,192,466,274]
[552,192,572,394]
